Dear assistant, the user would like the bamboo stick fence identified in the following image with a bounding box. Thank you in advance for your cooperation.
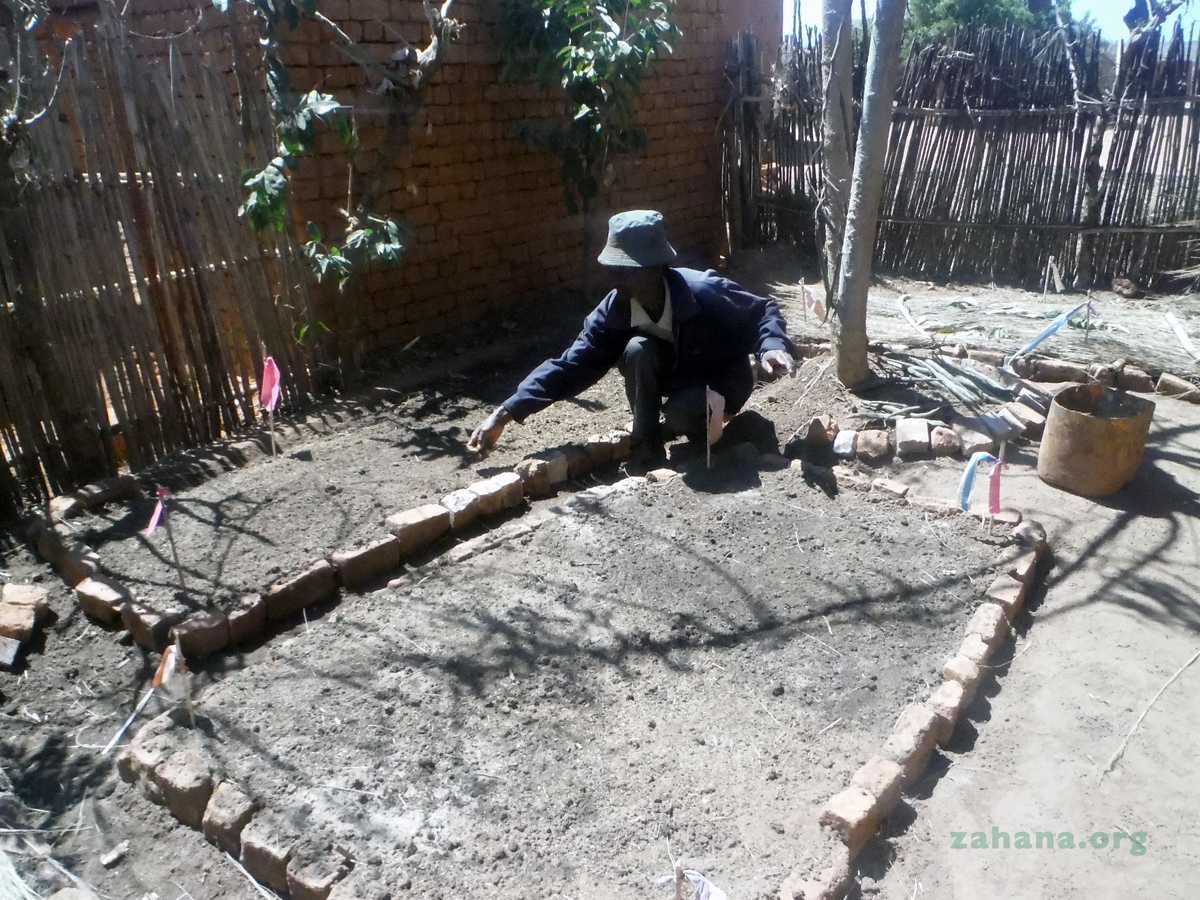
[727,22,1200,289]
[0,13,319,519]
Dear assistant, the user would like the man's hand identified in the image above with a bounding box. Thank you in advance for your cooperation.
[760,349,797,378]
[467,406,513,459]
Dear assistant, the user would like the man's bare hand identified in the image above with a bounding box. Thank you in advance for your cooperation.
[760,349,797,378]
[467,407,513,459]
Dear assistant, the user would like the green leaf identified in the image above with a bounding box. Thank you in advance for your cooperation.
[306,222,322,242]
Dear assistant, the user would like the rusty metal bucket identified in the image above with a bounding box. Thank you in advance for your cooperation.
[1037,385,1155,496]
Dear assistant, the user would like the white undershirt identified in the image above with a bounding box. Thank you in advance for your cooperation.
[629,279,674,343]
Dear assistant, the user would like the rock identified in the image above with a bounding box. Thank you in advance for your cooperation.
[100,840,129,868]
[1034,358,1088,383]
[818,787,879,856]
[488,472,525,508]
[871,477,908,499]
[264,560,337,623]
[1012,519,1048,552]
[608,431,632,460]
[584,434,613,467]
[905,494,962,517]
[1017,388,1049,414]
[985,573,1028,620]
[959,633,991,667]
[645,468,678,483]
[849,755,902,816]
[0,602,38,643]
[49,494,84,520]
[926,679,966,746]
[171,610,230,658]
[440,488,483,530]
[541,450,570,484]
[153,748,215,828]
[0,635,19,669]
[894,418,931,456]
[514,458,552,496]
[799,414,839,446]
[978,411,1023,442]
[856,429,892,464]
[122,597,189,652]
[386,504,451,555]
[1155,372,1200,402]
[1112,275,1140,298]
[832,464,871,492]
[203,782,256,855]
[287,852,351,900]
[331,537,401,590]
[1116,366,1155,393]
[227,594,266,646]
[562,445,591,479]
[122,712,183,787]
[1003,402,1046,438]
[1004,550,1039,585]
[950,416,994,455]
[832,429,858,458]
[240,814,296,893]
[74,576,131,625]
[464,478,506,517]
[879,703,941,787]
[929,426,960,456]
[2,583,49,621]
[942,655,982,705]
[966,602,1008,652]
[59,545,101,588]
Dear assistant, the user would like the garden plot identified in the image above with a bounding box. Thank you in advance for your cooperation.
[171,471,1001,900]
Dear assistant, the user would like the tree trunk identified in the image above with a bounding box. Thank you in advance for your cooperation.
[831,0,907,389]
[820,0,855,297]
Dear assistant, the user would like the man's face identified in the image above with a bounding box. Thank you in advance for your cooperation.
[606,265,662,302]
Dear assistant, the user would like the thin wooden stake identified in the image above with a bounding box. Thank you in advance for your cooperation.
[162,497,187,593]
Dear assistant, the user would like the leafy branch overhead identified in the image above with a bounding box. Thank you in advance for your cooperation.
[500,0,678,214]
[229,0,461,285]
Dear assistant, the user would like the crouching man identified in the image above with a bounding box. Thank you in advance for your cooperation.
[467,210,796,468]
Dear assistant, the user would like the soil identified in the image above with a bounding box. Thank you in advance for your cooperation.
[3,262,1199,900]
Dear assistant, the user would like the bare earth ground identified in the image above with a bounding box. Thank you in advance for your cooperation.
[2,261,1200,900]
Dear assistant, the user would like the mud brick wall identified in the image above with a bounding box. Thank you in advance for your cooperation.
[275,0,757,353]
[109,0,773,354]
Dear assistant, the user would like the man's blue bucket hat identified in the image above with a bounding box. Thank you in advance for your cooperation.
[596,210,678,268]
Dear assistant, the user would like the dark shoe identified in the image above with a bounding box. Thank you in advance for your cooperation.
[623,443,667,476]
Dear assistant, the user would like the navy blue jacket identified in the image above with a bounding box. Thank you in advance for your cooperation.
[503,267,793,423]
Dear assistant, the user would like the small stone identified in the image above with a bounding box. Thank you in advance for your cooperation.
[942,655,982,705]
[542,450,570,484]
[1017,388,1049,414]
[153,748,215,828]
[929,426,960,456]
[100,840,129,868]
[1012,519,1048,552]
[227,594,266,646]
[1156,372,1200,402]
[0,602,38,643]
[386,505,451,556]
[331,537,401,590]
[122,712,183,788]
[645,468,678,483]
[171,610,230,658]
[950,416,995,455]
[832,464,871,491]
[441,488,483,530]
[856,429,892,464]
[986,573,1028,620]
[2,583,49,620]
[489,472,525,508]
[832,429,858,458]
[966,602,1008,651]
[514,458,552,496]
[264,560,337,623]
[800,414,839,446]
[1116,366,1155,393]
[1003,402,1046,438]
[75,576,131,625]
[894,418,931,456]
[203,782,256,855]
[871,477,908,499]
[0,635,19,669]
[241,815,296,893]
[979,411,1023,441]
[608,432,632,460]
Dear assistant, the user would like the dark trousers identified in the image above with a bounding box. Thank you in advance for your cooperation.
[617,335,754,452]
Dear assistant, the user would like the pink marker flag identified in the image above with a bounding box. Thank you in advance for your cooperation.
[145,487,168,537]
[261,356,281,413]
[988,461,1005,516]
[706,387,725,446]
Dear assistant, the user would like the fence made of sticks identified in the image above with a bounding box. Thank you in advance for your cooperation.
[0,11,319,519]
[727,21,1200,289]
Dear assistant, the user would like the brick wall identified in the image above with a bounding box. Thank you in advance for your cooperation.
[116,0,765,354]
